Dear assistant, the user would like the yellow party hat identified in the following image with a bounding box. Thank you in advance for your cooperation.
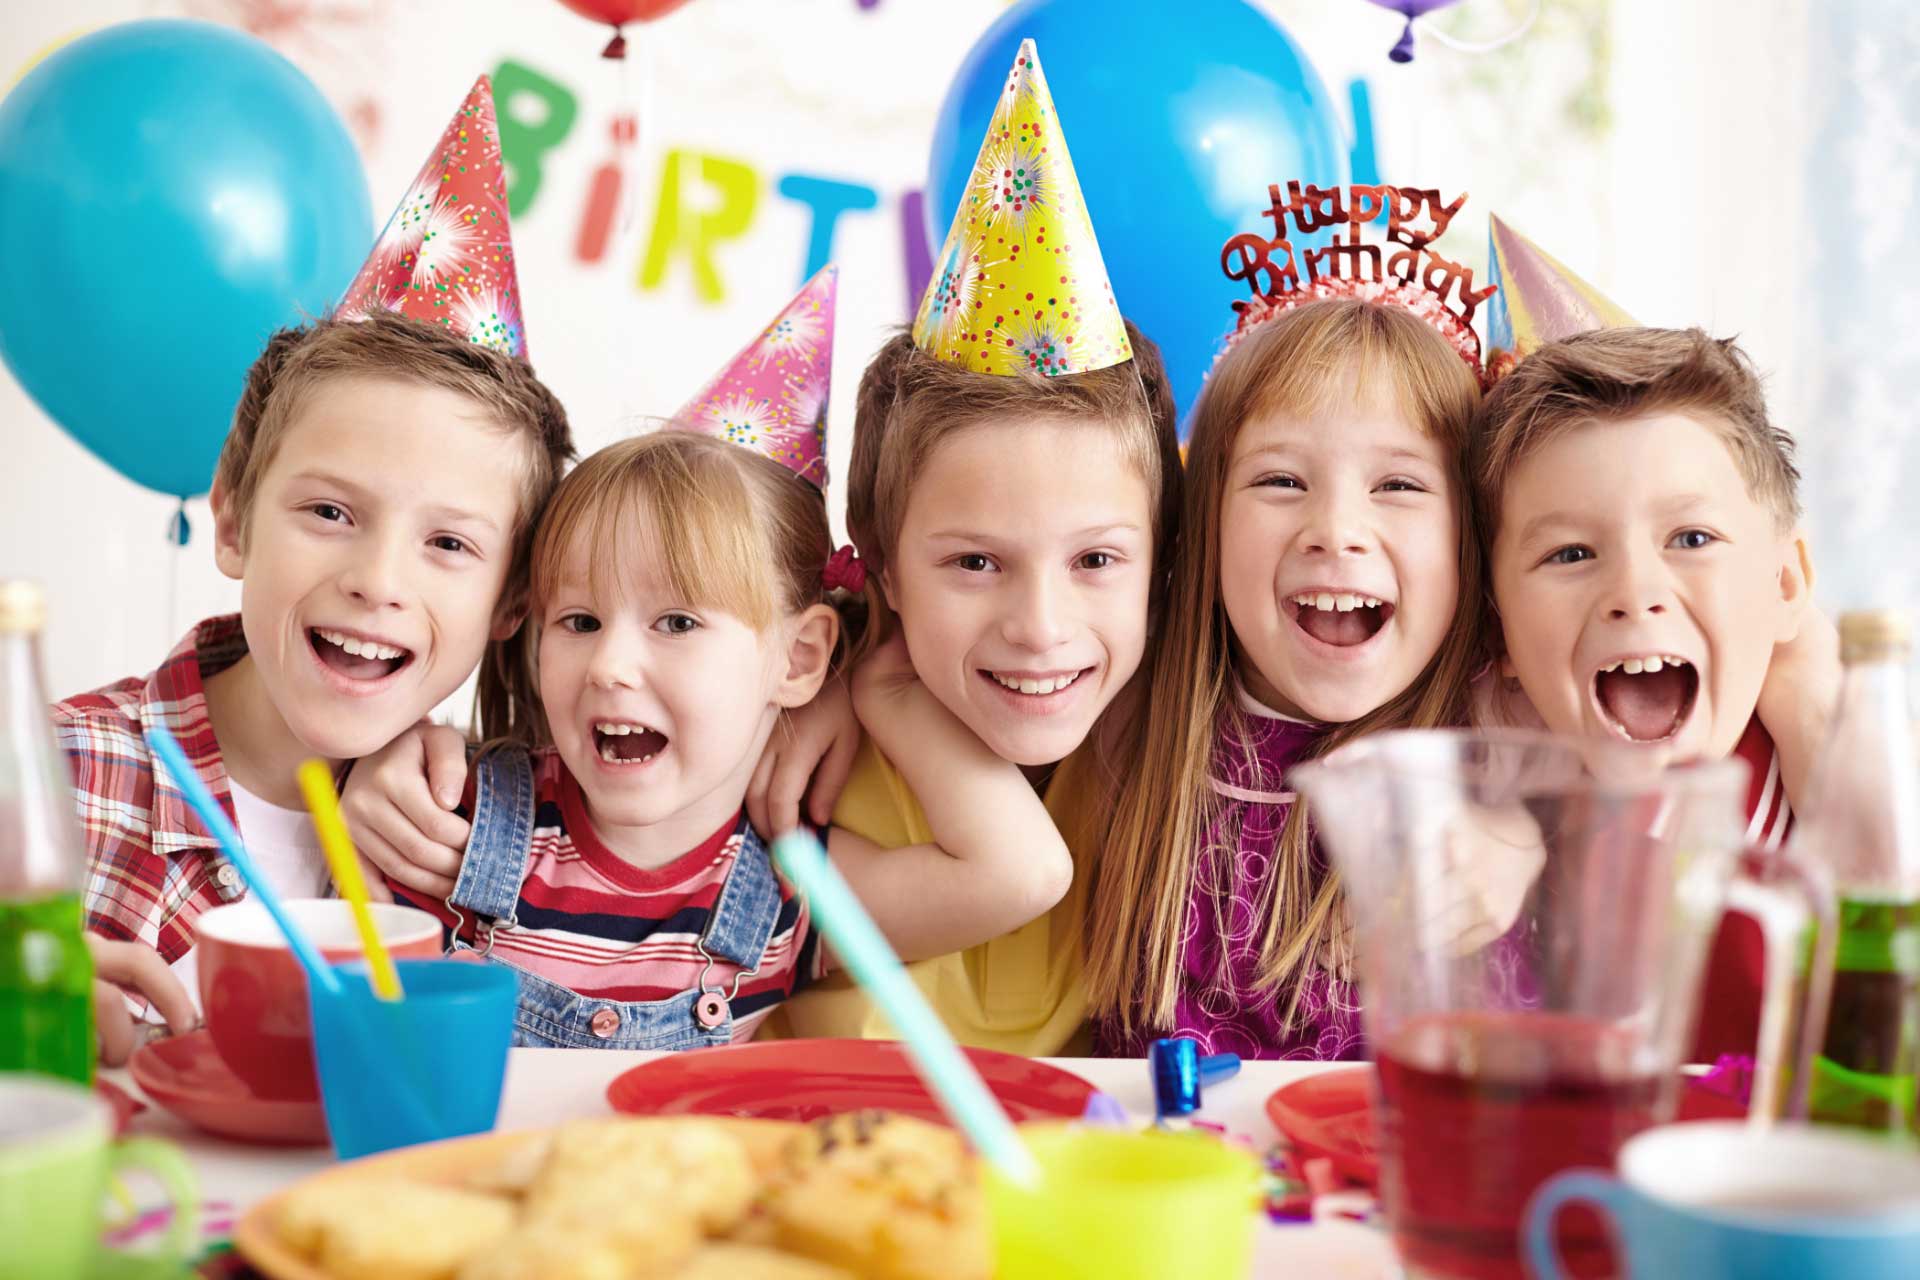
[1484,214,1635,379]
[912,39,1130,377]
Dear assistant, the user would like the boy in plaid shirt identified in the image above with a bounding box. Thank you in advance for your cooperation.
[57,309,572,1053]
[54,79,575,1057]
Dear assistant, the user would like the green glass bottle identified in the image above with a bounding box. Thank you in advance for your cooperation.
[0,581,95,1083]
[1798,610,1920,1135]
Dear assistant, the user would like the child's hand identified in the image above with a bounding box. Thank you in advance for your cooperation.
[88,935,196,1066]
[340,722,472,901]
[748,673,862,839]
[1421,803,1546,957]
[1758,605,1842,811]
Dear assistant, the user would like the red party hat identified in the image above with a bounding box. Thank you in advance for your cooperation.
[337,76,526,358]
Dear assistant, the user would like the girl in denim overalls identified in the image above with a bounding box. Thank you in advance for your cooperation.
[382,423,1075,1051]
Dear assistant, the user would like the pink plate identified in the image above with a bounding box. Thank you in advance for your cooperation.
[606,1039,1097,1125]
[129,1027,330,1147]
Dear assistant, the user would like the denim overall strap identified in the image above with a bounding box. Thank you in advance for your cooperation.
[447,745,535,945]
[699,821,783,968]
[505,820,788,1050]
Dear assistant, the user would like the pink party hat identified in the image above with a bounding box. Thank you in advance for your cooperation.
[673,265,837,488]
[1483,214,1634,379]
[337,76,526,358]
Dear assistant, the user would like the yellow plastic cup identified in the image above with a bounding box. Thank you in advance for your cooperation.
[985,1124,1262,1279]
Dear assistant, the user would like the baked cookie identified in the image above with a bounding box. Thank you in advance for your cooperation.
[764,1112,989,1280]
[275,1179,515,1280]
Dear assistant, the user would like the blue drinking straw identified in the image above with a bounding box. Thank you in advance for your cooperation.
[772,829,1040,1188]
[147,724,341,995]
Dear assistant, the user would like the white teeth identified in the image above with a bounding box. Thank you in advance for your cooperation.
[593,722,654,737]
[1600,655,1689,675]
[991,671,1081,696]
[317,628,404,661]
[1292,593,1384,611]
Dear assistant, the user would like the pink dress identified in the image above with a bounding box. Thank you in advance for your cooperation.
[1095,693,1365,1061]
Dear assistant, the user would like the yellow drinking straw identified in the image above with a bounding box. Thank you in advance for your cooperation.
[297,759,403,1002]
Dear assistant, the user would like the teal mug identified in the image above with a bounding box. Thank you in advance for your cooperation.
[1527,1119,1920,1279]
[0,1075,199,1280]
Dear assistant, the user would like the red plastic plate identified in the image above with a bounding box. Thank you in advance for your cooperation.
[606,1038,1097,1125]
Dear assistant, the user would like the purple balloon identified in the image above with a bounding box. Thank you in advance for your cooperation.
[1363,0,1463,62]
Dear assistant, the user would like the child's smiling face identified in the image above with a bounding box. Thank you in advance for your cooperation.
[537,525,790,847]
[1490,410,1809,762]
[883,418,1154,768]
[1219,396,1461,723]
[215,376,526,760]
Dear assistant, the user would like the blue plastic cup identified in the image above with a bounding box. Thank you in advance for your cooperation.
[308,958,518,1160]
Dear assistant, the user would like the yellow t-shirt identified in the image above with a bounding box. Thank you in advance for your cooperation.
[757,738,1094,1055]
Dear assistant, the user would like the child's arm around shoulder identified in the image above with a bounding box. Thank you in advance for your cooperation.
[1757,605,1842,813]
[338,722,475,902]
[823,633,1071,962]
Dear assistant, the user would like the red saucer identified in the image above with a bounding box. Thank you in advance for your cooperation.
[129,1027,330,1146]
[607,1039,1097,1125]
[1266,1065,1754,1191]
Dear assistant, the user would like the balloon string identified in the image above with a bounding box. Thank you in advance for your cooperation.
[1419,0,1541,54]
[167,501,185,644]
[619,32,650,234]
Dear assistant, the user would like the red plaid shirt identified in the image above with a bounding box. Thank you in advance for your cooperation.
[53,616,251,964]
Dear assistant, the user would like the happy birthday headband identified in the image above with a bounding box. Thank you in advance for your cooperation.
[1220,181,1496,377]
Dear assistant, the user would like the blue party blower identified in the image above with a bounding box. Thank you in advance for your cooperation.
[148,726,516,1158]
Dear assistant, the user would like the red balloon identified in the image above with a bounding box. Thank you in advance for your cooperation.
[554,0,694,25]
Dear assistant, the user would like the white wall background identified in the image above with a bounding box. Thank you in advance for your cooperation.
[1,0,1866,710]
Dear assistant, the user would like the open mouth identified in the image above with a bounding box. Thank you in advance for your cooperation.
[983,668,1090,697]
[593,721,669,766]
[309,627,412,681]
[1287,592,1394,648]
[1592,655,1699,743]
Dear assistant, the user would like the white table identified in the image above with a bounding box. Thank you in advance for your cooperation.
[108,1050,1398,1277]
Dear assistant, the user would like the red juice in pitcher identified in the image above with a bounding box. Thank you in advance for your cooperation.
[1375,1011,1675,1280]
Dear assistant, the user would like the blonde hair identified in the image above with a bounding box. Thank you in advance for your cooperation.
[1472,326,1801,540]
[492,430,839,746]
[215,310,575,742]
[844,320,1182,665]
[1085,298,1485,1039]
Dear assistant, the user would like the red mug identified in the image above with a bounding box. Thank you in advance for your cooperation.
[195,900,442,1101]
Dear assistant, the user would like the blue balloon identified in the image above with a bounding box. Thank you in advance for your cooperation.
[928,0,1347,425]
[0,20,370,498]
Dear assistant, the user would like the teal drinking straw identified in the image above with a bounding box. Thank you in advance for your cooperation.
[772,829,1040,1188]
[147,724,341,995]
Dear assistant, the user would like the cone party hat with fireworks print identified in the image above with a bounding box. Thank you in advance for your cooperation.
[1483,214,1634,378]
[911,39,1130,377]
[337,76,526,358]
[673,265,836,488]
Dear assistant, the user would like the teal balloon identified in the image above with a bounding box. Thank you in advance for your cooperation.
[0,20,370,498]
[927,0,1347,427]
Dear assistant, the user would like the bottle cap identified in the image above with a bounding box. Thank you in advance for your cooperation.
[0,581,46,634]
[1840,609,1912,662]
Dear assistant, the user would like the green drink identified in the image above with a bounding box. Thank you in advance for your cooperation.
[1808,895,1920,1134]
[0,891,94,1083]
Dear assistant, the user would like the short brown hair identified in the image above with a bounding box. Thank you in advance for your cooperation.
[216,310,574,739]
[845,319,1181,662]
[508,431,841,746]
[1471,326,1801,545]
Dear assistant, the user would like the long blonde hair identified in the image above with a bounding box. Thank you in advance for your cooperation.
[1084,298,1486,1038]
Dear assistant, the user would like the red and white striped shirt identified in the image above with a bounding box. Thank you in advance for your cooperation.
[392,748,824,1043]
